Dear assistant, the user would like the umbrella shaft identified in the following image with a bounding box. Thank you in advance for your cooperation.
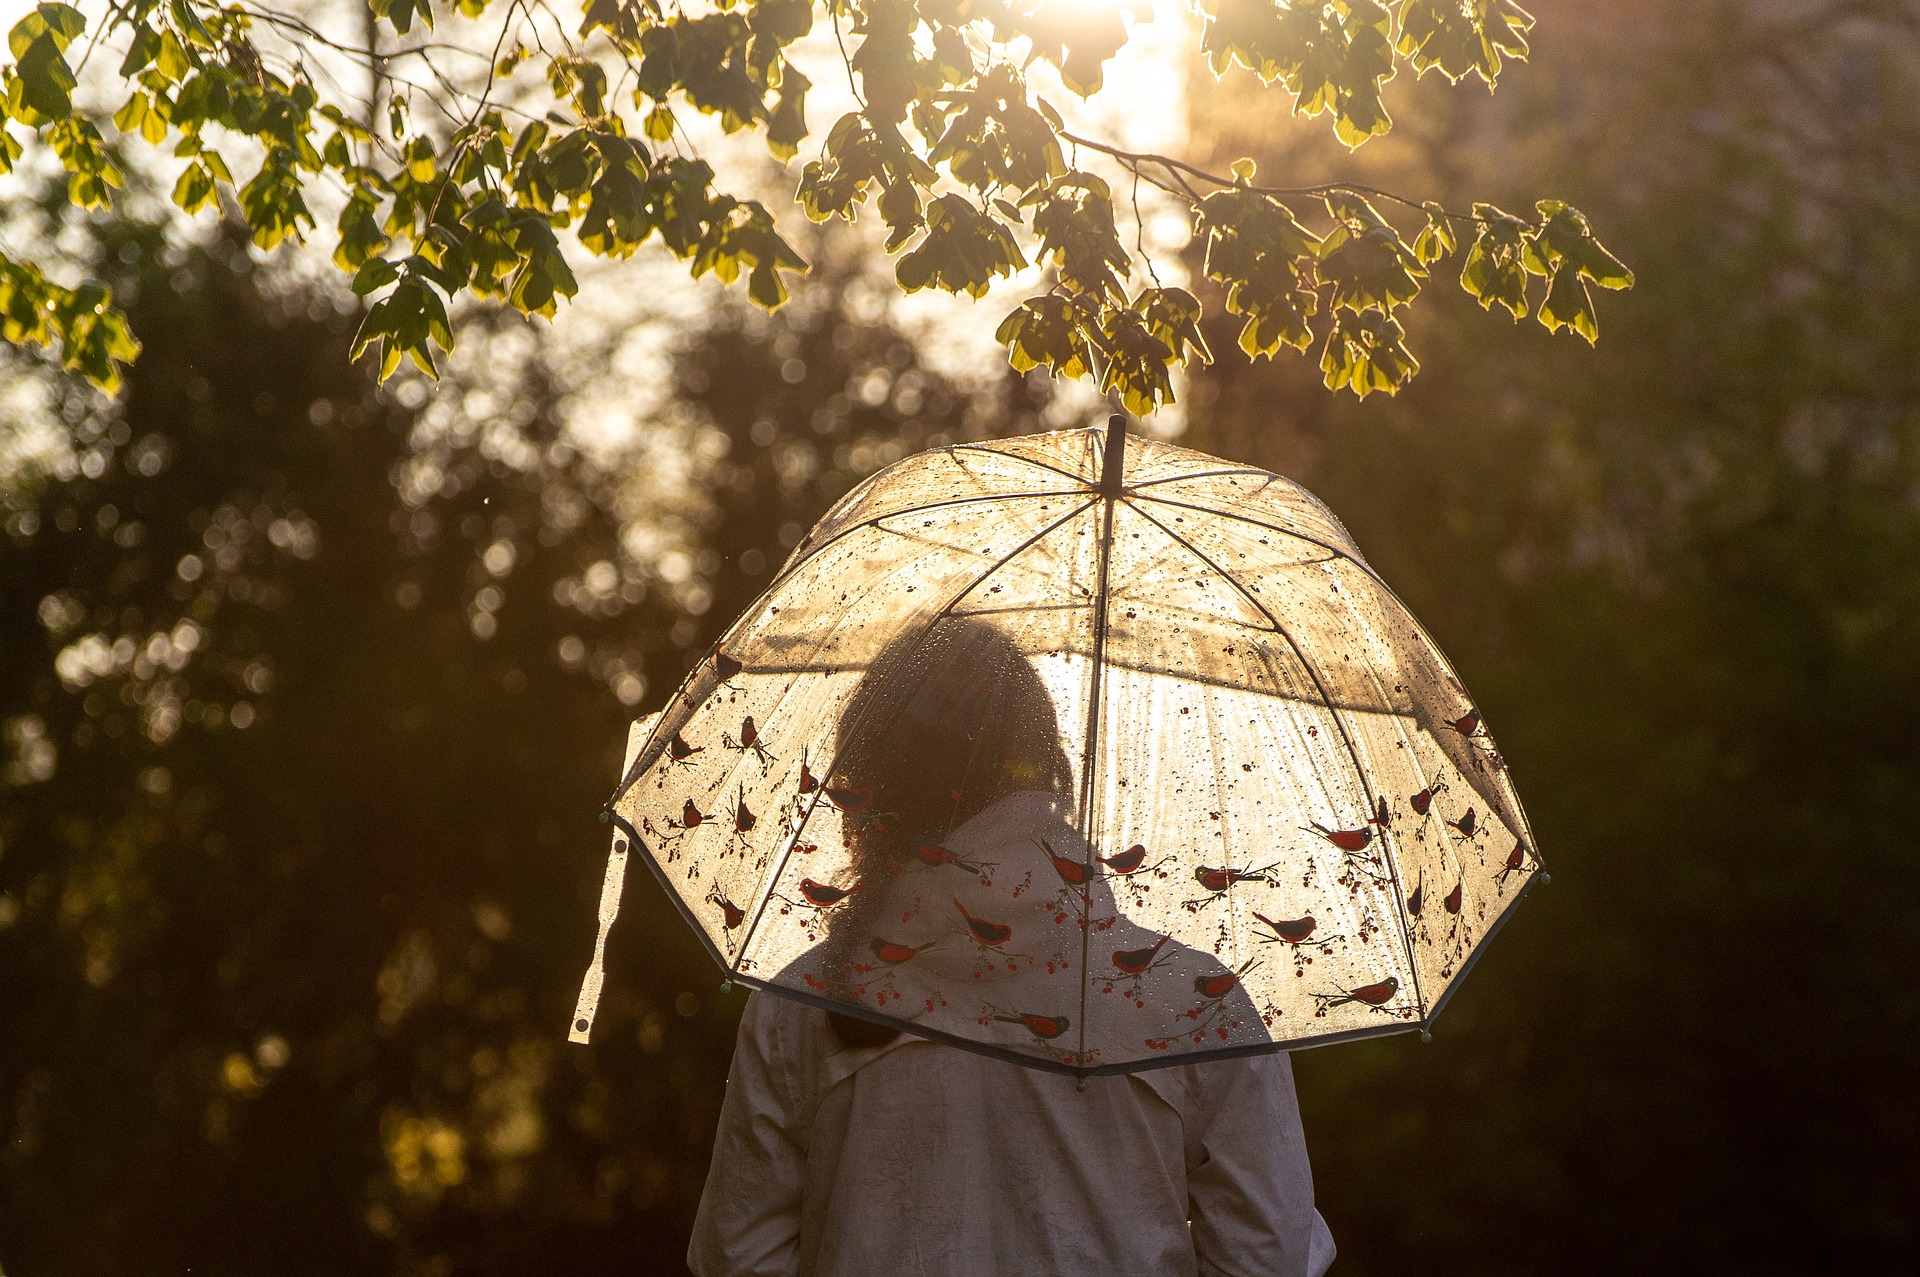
[1100,413,1128,498]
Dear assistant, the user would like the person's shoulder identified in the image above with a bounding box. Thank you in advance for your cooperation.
[1194,1048,1295,1091]
[1141,1050,1295,1116]
[739,988,824,1048]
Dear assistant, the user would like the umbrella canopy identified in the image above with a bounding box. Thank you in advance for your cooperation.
[573,418,1541,1077]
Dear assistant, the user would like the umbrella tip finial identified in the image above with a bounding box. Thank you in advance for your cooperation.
[1076,1075,1089,1093]
[1420,1029,1433,1043]
[1101,413,1128,498]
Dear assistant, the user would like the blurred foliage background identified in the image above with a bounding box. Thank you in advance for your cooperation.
[3,1,1917,1273]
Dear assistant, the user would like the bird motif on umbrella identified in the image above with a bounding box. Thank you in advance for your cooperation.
[570,416,1543,1079]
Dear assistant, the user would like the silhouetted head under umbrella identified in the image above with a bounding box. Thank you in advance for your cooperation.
[572,417,1541,1078]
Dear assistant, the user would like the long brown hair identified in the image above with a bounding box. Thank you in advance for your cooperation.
[833,617,1072,866]
[823,616,1072,1049]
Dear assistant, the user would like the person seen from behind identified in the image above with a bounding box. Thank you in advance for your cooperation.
[689,619,1337,1277]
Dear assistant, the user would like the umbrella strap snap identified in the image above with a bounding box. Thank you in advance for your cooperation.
[571,716,658,1043]
[568,816,630,1043]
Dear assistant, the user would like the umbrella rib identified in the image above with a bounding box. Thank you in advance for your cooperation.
[1125,501,1429,1017]
[1122,467,1276,492]
[767,490,1078,589]
[947,440,1098,486]
[1131,494,1373,575]
[1140,497,1537,849]
[731,498,1100,969]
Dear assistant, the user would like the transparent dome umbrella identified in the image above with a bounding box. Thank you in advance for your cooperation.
[570,417,1543,1077]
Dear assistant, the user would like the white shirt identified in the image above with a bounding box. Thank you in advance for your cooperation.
[689,991,1336,1277]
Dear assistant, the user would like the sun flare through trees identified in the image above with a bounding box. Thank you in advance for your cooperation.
[0,0,1629,411]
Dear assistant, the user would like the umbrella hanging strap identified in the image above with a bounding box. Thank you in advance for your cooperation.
[569,715,657,1044]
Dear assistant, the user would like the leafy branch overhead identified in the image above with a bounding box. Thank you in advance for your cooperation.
[0,0,1629,405]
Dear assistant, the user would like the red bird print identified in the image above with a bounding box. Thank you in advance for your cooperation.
[797,759,820,795]
[1447,709,1481,736]
[954,898,1012,947]
[994,1012,1069,1039]
[739,716,760,747]
[1253,911,1319,944]
[825,786,872,813]
[667,732,701,762]
[870,938,924,965]
[680,799,704,829]
[730,789,756,834]
[1194,971,1241,998]
[1407,874,1425,917]
[1100,844,1149,874]
[1193,865,1271,892]
[1410,780,1447,815]
[799,878,862,907]
[1349,977,1400,1005]
[914,843,993,875]
[1447,807,1479,837]
[1444,881,1463,914]
[1041,838,1088,886]
[1496,840,1532,884]
[1111,936,1171,975]
[708,892,745,929]
[1314,976,1401,1012]
[1306,822,1373,852]
[713,650,743,682]
[1368,796,1392,828]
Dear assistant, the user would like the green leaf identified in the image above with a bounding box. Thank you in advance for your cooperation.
[1574,237,1634,290]
[1196,188,1321,359]
[318,104,372,144]
[996,294,1093,381]
[1412,200,1457,266]
[878,180,923,252]
[352,274,452,379]
[0,251,140,393]
[1538,261,1598,342]
[765,64,810,161]
[8,4,85,60]
[1100,304,1177,413]
[351,256,400,296]
[10,25,79,122]
[1532,199,1634,290]
[1029,172,1128,302]
[1019,0,1132,97]
[371,0,436,39]
[404,135,437,183]
[895,193,1024,299]
[112,92,149,136]
[1459,202,1531,320]
[119,25,160,77]
[46,117,123,210]
[503,213,581,319]
[1320,306,1419,398]
[239,155,316,250]
[1319,191,1424,313]
[154,28,192,82]
[1136,286,1212,367]
[337,190,393,272]
[1399,0,1534,87]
